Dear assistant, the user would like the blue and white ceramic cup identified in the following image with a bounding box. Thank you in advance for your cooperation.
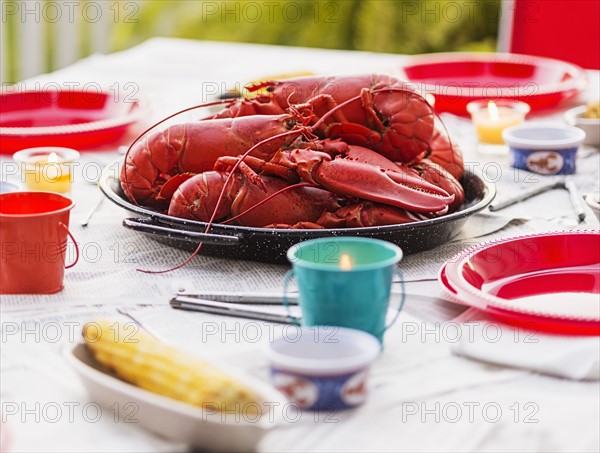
[503,124,586,175]
[265,326,381,411]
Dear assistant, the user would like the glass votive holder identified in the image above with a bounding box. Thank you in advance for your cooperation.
[13,147,80,193]
[467,100,530,154]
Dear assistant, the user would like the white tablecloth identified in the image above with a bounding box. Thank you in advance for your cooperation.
[1,38,599,452]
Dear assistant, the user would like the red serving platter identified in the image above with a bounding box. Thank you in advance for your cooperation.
[399,53,587,115]
[0,90,148,153]
[440,231,600,335]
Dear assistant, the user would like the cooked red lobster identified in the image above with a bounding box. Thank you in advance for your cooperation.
[121,74,465,229]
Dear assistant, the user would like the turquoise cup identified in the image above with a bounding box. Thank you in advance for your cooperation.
[284,237,404,344]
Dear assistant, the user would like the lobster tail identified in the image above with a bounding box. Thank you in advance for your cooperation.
[425,128,465,181]
[121,115,297,209]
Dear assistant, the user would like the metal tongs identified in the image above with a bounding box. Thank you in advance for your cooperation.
[169,291,300,324]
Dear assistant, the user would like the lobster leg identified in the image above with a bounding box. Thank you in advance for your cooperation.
[317,202,423,228]
[266,201,424,229]
[262,222,325,229]
[292,93,351,126]
[214,155,298,184]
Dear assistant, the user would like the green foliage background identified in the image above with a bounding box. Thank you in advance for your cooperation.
[111,0,500,54]
[4,0,501,83]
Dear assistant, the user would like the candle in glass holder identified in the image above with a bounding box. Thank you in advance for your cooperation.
[13,147,80,193]
[467,100,530,153]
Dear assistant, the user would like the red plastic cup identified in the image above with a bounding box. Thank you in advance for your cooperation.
[0,192,79,294]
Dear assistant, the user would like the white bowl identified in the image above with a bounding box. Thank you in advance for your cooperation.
[564,105,600,146]
[585,191,600,222]
[65,343,287,452]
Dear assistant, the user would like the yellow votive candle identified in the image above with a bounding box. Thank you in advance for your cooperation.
[13,147,80,193]
[467,100,531,145]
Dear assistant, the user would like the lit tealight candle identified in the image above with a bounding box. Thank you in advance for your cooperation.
[339,253,352,271]
[13,147,80,193]
[467,100,530,153]
[286,237,404,344]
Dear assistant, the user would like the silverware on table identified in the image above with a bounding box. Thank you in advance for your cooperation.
[170,296,300,324]
[565,179,587,223]
[174,291,298,305]
[80,195,104,227]
[489,181,564,212]
[489,179,586,223]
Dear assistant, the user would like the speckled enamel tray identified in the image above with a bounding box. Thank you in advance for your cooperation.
[99,160,495,263]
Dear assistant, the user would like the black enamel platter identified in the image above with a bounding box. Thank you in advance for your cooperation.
[99,160,496,263]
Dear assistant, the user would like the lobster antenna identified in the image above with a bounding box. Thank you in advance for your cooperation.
[205,129,305,228]
[137,86,448,274]
[308,86,457,163]
[222,183,317,225]
[310,86,431,130]
[138,127,307,274]
[123,98,236,206]
[429,106,456,162]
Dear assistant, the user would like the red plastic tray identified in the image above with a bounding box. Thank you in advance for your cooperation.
[0,90,149,153]
[440,231,600,335]
[399,53,587,115]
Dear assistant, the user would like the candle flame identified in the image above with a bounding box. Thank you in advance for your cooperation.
[339,254,352,271]
[48,152,59,164]
[487,101,499,121]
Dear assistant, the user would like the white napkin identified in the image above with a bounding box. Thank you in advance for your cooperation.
[450,309,600,380]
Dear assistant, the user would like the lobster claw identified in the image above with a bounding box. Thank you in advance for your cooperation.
[315,157,454,213]
[273,144,454,214]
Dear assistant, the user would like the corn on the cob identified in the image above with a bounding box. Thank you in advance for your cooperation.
[82,320,260,414]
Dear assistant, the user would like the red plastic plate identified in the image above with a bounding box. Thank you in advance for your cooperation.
[399,53,587,115]
[0,90,149,153]
[440,231,600,335]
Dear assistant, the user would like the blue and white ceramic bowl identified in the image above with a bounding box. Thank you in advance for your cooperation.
[503,124,586,175]
[265,327,380,411]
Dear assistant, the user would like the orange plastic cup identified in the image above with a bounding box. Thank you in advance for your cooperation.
[0,192,79,294]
